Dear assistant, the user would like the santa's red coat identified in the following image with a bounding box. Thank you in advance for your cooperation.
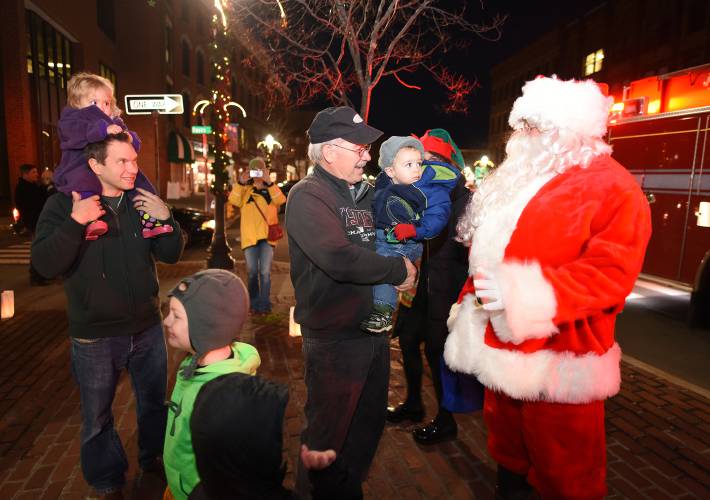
[445,154,652,404]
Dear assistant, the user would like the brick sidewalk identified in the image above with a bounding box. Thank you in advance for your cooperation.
[0,285,708,498]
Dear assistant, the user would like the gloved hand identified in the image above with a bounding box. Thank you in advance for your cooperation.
[473,269,504,311]
[393,223,417,241]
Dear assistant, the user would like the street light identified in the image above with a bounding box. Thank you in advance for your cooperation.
[472,155,495,186]
[257,134,282,168]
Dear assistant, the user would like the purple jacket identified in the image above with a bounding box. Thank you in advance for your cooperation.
[54,105,154,196]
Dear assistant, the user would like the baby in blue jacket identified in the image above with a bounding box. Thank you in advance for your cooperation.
[362,136,460,333]
[54,72,172,240]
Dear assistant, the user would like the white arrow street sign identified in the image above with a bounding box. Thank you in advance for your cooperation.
[124,94,184,115]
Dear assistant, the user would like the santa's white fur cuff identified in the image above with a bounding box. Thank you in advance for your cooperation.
[445,294,622,404]
[496,261,558,344]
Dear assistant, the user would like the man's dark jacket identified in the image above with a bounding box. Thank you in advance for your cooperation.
[31,193,184,338]
[15,177,47,232]
[285,165,407,338]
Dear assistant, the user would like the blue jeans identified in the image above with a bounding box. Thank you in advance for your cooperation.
[373,229,422,311]
[70,323,167,494]
[243,239,274,313]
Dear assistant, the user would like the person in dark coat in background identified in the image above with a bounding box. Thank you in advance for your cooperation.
[387,129,471,445]
[14,163,50,285]
[15,163,47,234]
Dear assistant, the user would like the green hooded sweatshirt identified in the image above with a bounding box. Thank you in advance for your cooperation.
[163,342,261,500]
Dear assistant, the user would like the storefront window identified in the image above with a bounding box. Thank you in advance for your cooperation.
[26,10,73,170]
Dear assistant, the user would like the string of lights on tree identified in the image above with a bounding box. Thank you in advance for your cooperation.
[209,4,232,196]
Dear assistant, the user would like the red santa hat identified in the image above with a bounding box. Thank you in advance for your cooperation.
[508,76,613,138]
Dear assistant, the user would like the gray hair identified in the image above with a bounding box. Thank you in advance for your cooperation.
[307,138,341,164]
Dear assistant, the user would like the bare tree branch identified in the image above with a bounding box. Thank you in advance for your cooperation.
[228,0,506,120]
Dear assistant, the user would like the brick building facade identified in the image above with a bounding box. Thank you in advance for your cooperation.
[0,0,277,208]
[488,0,710,163]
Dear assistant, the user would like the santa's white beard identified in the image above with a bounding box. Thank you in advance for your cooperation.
[456,128,611,244]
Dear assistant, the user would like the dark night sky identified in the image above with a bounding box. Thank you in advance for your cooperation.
[367,0,603,149]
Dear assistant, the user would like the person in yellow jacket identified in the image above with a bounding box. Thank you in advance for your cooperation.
[228,157,286,314]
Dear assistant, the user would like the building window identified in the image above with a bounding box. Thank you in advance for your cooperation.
[196,51,205,84]
[181,40,190,76]
[99,62,117,90]
[165,24,173,67]
[25,10,74,170]
[583,49,604,76]
[96,0,115,41]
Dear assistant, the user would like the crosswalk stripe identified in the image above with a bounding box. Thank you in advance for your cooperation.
[0,244,31,265]
[0,259,30,264]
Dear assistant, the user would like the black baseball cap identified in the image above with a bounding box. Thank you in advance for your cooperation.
[307,106,383,144]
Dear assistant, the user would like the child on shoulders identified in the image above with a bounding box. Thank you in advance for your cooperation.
[55,72,172,240]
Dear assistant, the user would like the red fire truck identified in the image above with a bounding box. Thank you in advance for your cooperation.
[607,64,710,326]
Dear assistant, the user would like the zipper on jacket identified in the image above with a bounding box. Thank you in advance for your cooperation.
[165,399,181,436]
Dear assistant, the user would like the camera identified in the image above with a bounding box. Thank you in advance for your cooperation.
[249,170,263,178]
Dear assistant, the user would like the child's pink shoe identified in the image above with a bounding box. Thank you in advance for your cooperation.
[142,225,174,239]
[85,220,108,240]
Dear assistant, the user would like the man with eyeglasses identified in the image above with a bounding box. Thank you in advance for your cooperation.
[286,106,416,499]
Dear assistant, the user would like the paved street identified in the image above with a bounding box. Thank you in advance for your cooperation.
[0,226,708,498]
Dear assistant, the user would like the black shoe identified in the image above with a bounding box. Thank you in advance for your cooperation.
[386,403,424,424]
[494,465,534,500]
[133,457,166,496]
[412,418,457,444]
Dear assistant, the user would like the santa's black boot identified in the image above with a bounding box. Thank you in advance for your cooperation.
[494,465,535,500]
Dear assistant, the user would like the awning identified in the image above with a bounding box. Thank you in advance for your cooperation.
[168,131,195,163]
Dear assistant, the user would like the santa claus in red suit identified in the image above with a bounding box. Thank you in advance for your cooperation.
[445,76,651,499]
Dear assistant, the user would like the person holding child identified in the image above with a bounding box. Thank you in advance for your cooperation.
[387,129,471,446]
[286,106,416,499]
[32,132,184,499]
[360,135,460,334]
[55,72,172,240]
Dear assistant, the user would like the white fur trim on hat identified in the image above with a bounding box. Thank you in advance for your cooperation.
[508,76,613,138]
[445,294,622,403]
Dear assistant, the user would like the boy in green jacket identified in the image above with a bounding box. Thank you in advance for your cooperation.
[162,269,260,500]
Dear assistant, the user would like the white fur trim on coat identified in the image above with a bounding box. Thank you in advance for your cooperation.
[495,261,558,344]
[445,294,621,404]
[508,76,613,138]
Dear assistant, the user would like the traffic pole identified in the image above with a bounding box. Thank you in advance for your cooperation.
[152,110,160,196]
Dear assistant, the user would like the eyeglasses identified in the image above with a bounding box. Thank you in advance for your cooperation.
[328,143,371,157]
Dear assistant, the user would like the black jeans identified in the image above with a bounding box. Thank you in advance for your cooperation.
[297,332,390,500]
[394,291,450,417]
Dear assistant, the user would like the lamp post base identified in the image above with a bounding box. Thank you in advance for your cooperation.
[206,192,235,270]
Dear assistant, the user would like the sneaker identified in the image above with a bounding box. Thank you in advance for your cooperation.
[85,220,108,240]
[360,309,393,334]
[142,225,174,238]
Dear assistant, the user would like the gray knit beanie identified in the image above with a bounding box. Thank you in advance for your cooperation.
[378,136,424,169]
[169,269,249,378]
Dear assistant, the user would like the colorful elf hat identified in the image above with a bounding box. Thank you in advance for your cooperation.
[418,128,465,169]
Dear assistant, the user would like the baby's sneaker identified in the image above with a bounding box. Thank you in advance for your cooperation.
[85,220,108,240]
[142,224,174,239]
[360,306,394,334]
